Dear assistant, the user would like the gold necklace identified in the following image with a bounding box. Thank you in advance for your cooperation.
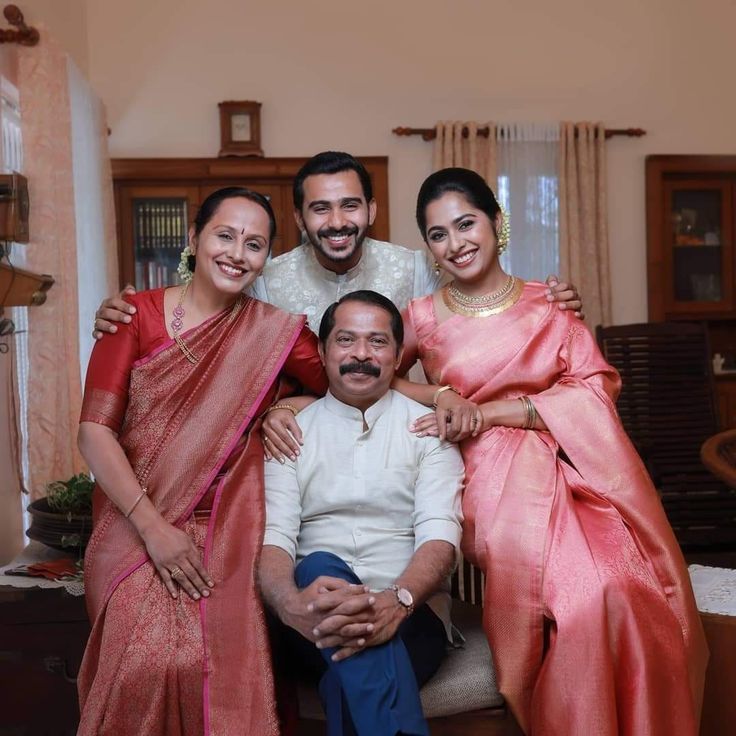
[171,282,199,364]
[443,276,524,317]
[448,274,515,306]
[170,283,247,364]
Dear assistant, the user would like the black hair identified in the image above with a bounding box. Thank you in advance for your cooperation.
[415,167,501,239]
[293,151,373,211]
[187,186,277,272]
[318,290,404,355]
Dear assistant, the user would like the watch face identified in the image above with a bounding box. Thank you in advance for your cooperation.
[397,588,413,607]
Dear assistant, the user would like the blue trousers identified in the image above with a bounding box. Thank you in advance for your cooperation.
[283,551,446,736]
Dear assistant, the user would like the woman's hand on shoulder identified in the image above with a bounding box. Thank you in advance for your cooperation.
[140,518,214,601]
[93,284,138,339]
[410,390,483,443]
[261,397,319,463]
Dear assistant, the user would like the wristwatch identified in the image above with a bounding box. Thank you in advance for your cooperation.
[388,584,415,616]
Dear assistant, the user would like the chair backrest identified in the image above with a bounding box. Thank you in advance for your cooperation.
[596,321,736,545]
[451,554,484,606]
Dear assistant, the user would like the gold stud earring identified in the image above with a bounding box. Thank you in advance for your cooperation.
[433,260,441,274]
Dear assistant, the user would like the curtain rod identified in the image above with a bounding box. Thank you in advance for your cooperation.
[392,126,646,142]
[0,5,39,46]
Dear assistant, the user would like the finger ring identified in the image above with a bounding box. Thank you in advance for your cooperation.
[169,565,182,579]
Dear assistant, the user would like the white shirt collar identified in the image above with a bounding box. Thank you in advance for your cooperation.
[323,388,393,428]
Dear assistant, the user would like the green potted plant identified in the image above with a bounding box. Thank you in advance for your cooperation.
[27,472,94,551]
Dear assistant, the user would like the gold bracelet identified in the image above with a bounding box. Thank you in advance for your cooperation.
[519,396,531,428]
[432,385,459,409]
[124,487,148,519]
[265,403,299,417]
[519,396,537,429]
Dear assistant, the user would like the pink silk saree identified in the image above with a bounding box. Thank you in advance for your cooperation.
[405,282,708,736]
[78,296,311,736]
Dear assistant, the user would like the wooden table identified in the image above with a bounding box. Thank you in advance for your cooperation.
[699,611,736,736]
[0,584,89,736]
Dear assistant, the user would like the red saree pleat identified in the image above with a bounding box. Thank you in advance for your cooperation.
[79,297,306,736]
[407,282,708,736]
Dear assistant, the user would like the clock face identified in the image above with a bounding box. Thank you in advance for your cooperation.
[230,113,252,142]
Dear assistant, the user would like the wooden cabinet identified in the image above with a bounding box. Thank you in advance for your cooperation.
[112,157,390,291]
[0,585,89,735]
[646,156,736,428]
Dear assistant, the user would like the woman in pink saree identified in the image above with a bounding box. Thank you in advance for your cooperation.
[398,168,708,735]
[77,187,326,735]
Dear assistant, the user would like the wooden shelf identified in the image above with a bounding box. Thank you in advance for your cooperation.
[0,262,54,307]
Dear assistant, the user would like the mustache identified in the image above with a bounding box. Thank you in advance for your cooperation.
[318,226,359,239]
[339,361,381,377]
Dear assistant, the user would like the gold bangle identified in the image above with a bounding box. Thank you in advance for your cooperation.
[519,396,531,428]
[124,487,148,519]
[519,396,537,429]
[265,403,299,417]
[432,385,459,409]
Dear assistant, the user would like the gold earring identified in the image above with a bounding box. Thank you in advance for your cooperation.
[433,260,441,274]
[497,208,510,255]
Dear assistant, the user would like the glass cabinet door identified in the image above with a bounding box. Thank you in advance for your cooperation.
[118,185,200,289]
[132,198,188,290]
[664,179,733,313]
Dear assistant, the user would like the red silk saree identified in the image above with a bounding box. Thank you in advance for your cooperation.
[404,281,708,736]
[78,289,326,736]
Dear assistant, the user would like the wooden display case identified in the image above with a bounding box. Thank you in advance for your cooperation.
[646,155,736,428]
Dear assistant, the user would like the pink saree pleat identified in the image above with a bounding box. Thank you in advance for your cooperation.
[407,282,708,736]
[79,298,305,736]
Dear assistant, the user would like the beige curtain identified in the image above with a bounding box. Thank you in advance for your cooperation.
[433,120,497,185]
[0,342,24,563]
[559,122,612,327]
[17,33,115,498]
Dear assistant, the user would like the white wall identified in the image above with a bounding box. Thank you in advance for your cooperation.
[77,0,736,324]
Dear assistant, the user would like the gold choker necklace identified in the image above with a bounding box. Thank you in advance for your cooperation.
[443,276,524,317]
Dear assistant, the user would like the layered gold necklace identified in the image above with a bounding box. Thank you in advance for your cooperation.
[443,275,524,317]
[171,282,245,364]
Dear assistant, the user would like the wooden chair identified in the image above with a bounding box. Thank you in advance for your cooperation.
[296,559,523,736]
[595,321,736,546]
[701,429,736,488]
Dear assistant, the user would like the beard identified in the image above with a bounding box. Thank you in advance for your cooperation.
[305,224,368,264]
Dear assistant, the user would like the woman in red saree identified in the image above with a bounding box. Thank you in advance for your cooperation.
[77,187,327,735]
[398,168,708,735]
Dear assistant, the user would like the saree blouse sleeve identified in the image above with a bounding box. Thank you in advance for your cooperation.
[80,295,143,434]
[281,325,328,396]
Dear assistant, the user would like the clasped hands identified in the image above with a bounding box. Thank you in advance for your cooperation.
[284,575,407,662]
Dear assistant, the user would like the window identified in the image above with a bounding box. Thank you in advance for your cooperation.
[496,123,559,281]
